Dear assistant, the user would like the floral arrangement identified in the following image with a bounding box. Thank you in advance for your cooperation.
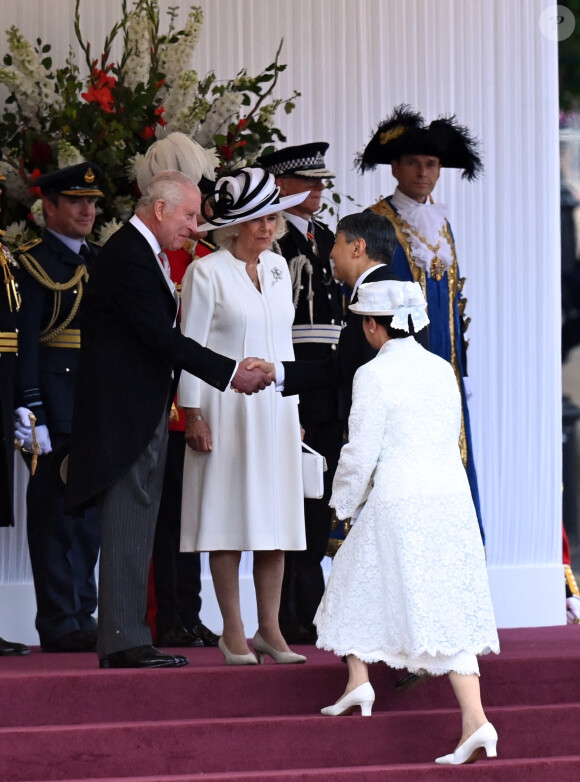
[0,0,300,246]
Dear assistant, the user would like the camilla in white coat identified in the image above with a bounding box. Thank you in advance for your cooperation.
[178,168,310,667]
[314,279,500,766]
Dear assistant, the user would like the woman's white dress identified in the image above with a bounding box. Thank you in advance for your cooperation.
[178,248,305,552]
[315,337,499,675]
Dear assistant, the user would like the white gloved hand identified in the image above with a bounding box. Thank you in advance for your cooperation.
[566,595,580,625]
[19,424,52,455]
[14,407,34,443]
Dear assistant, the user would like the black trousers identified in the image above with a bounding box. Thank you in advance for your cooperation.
[26,434,99,645]
[152,431,202,638]
[279,418,343,632]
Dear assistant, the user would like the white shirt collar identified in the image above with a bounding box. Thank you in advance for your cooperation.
[283,211,310,237]
[351,264,386,302]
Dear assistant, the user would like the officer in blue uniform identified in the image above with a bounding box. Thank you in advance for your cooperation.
[0,167,30,655]
[15,163,103,651]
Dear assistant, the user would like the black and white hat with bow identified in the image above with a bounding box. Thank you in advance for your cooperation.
[197,166,309,232]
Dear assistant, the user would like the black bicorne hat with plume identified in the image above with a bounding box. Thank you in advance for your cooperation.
[355,104,483,182]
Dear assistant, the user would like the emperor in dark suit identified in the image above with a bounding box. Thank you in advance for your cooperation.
[66,171,270,669]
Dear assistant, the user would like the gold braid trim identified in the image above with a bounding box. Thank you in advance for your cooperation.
[18,251,89,343]
[565,564,580,598]
[370,198,468,466]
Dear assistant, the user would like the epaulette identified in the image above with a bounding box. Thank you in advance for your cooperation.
[197,237,216,252]
[17,237,43,253]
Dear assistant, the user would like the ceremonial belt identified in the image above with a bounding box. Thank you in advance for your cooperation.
[0,331,18,352]
[292,324,342,345]
[44,328,81,348]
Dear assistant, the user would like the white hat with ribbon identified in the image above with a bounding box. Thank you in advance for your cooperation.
[349,280,429,333]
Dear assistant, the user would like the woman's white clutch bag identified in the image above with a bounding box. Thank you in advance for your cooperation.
[302,442,327,499]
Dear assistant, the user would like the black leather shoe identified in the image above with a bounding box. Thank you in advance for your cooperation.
[42,629,98,653]
[99,645,189,669]
[158,626,203,648]
[394,671,429,692]
[0,636,30,656]
[190,622,220,647]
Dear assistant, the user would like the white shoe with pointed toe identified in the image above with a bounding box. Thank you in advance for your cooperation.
[252,632,307,664]
[320,682,375,716]
[435,722,498,765]
[218,636,258,666]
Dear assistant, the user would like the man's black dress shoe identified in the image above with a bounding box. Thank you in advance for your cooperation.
[394,671,429,692]
[158,626,203,648]
[0,636,30,656]
[99,644,189,669]
[42,629,97,653]
[190,622,220,647]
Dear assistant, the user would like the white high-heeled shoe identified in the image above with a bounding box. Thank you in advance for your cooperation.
[218,636,258,666]
[252,632,307,664]
[435,722,498,765]
[320,682,375,716]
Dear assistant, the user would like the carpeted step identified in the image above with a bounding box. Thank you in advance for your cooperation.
[1,642,580,728]
[55,757,580,782]
[1,703,579,781]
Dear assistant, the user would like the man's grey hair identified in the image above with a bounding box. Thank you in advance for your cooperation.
[214,212,287,252]
[137,170,199,214]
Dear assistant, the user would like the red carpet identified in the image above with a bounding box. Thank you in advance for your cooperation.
[0,626,579,781]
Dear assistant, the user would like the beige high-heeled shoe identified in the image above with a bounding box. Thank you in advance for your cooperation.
[252,632,307,664]
[218,636,258,666]
[320,682,375,716]
[435,722,498,765]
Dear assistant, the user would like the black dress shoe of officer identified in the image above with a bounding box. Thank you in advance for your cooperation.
[394,671,429,692]
[0,636,30,656]
[99,645,189,669]
[158,626,203,648]
[42,629,98,653]
[191,622,220,647]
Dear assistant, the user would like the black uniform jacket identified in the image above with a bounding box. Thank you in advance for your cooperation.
[65,222,235,513]
[282,264,428,419]
[277,219,342,421]
[15,230,99,433]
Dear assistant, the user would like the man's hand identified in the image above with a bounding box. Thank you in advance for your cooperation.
[14,407,34,443]
[184,409,212,452]
[231,357,272,394]
[243,358,276,381]
[18,424,52,455]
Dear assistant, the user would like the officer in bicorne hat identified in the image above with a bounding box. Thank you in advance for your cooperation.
[14,161,103,652]
[357,105,484,542]
[258,142,344,645]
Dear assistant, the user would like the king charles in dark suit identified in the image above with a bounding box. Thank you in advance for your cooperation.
[66,170,271,669]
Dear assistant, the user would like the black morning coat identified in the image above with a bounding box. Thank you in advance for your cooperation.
[65,222,235,514]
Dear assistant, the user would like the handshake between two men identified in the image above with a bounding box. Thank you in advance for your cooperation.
[230,357,277,394]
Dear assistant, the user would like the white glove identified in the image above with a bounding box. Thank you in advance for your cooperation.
[14,407,34,443]
[19,424,52,455]
[566,595,580,625]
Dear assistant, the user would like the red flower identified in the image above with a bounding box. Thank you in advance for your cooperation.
[81,69,117,113]
[139,126,156,139]
[30,141,53,167]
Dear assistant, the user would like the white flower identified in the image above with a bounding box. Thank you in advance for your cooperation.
[126,153,146,183]
[97,219,124,245]
[57,141,85,168]
[113,196,135,223]
[1,221,33,249]
[194,92,243,147]
[29,199,45,228]
[121,9,152,90]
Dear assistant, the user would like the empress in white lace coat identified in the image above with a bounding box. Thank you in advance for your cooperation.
[315,337,499,675]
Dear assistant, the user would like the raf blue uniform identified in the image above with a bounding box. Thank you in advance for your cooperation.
[16,228,100,649]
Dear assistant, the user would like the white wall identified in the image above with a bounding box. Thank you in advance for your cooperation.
[0,0,563,641]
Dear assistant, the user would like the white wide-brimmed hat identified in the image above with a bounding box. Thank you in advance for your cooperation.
[197,167,309,232]
[349,280,429,332]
